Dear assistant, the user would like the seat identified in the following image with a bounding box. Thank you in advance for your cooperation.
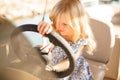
[83,18,115,80]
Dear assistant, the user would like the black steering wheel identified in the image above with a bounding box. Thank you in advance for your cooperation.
[11,24,75,78]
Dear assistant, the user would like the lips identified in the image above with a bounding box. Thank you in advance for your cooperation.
[58,29,64,33]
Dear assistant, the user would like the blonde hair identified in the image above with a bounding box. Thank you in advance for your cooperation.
[50,0,96,54]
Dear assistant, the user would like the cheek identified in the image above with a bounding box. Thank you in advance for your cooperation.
[68,27,74,34]
[67,29,74,38]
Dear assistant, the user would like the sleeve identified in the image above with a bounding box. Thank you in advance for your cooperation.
[50,46,67,65]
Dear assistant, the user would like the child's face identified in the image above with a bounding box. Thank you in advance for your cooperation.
[55,14,74,41]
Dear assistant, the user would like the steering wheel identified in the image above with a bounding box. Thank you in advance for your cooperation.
[11,24,75,78]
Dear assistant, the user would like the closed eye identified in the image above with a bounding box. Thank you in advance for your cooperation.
[62,23,68,26]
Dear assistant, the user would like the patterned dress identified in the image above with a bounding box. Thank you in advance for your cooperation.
[49,39,94,80]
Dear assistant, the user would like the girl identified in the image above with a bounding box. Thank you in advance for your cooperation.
[37,0,96,80]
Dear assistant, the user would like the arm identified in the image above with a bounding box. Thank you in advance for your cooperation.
[53,58,69,72]
[46,58,70,72]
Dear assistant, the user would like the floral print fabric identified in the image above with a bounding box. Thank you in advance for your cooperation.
[49,39,94,80]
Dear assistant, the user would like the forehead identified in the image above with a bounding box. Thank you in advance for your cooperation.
[57,12,71,23]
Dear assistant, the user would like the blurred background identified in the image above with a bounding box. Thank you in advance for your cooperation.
[0,0,120,80]
[0,0,119,23]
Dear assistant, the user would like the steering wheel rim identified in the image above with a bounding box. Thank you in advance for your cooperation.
[11,24,75,78]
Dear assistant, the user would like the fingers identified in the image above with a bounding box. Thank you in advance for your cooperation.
[40,43,53,53]
[37,21,53,35]
[46,25,53,34]
[45,64,53,71]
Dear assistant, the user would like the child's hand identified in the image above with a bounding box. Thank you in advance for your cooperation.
[45,64,54,71]
[45,59,69,72]
[37,21,53,35]
[40,43,54,54]
[45,64,58,72]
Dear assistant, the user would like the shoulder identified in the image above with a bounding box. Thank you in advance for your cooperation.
[78,39,88,46]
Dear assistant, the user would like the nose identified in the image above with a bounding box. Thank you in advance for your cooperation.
[58,24,64,31]
[59,24,65,29]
